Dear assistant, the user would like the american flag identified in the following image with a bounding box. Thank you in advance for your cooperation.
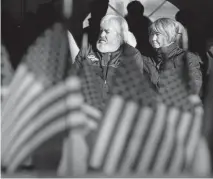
[1,45,14,100]
[57,33,104,176]
[88,57,203,175]
[1,23,87,173]
[75,33,104,136]
[79,62,103,123]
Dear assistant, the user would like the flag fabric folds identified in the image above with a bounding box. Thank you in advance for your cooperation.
[89,58,203,175]
[1,45,14,100]
[1,23,87,173]
[1,22,206,176]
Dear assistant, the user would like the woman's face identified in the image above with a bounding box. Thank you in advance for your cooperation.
[149,32,170,49]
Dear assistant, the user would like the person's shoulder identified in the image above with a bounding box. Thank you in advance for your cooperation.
[142,16,152,25]
[122,43,141,57]
[185,51,202,63]
[186,51,197,58]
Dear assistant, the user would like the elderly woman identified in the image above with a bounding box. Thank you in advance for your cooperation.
[144,18,202,95]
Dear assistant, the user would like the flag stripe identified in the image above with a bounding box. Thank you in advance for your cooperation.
[4,99,69,165]
[90,96,124,169]
[164,110,182,171]
[183,113,195,148]
[132,106,156,171]
[99,100,127,170]
[169,111,192,172]
[3,77,82,165]
[148,110,167,171]
[8,79,43,121]
[7,118,67,173]
[66,92,84,108]
[8,110,85,173]
[164,132,177,172]
[2,65,28,107]
[185,107,202,166]
[153,108,179,172]
[4,89,82,165]
[2,72,36,154]
[1,87,9,98]
[85,117,99,131]
[2,80,43,132]
[120,107,153,174]
[2,66,33,112]
[137,103,167,172]
[4,81,73,146]
[2,77,80,157]
[1,23,83,172]
[100,101,127,170]
[2,81,44,155]
[104,101,138,174]
[2,72,35,127]
[82,103,102,121]
[116,105,142,171]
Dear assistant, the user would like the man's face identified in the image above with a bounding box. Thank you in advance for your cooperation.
[96,21,121,53]
[149,32,169,49]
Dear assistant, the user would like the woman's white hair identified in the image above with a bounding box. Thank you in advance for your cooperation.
[149,18,188,47]
[176,21,189,50]
[100,14,133,45]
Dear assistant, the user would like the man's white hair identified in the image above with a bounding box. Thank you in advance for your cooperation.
[100,14,131,44]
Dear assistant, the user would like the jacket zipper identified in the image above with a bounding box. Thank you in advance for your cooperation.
[104,53,111,85]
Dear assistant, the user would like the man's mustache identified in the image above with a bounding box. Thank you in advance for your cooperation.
[98,38,107,43]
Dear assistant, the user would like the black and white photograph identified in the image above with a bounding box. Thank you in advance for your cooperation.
[1,0,213,177]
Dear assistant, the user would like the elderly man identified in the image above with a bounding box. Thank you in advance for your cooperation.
[74,14,142,101]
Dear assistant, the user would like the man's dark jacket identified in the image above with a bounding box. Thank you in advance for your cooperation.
[74,43,143,101]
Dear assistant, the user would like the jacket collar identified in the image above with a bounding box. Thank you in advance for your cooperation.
[156,43,183,59]
[94,44,124,65]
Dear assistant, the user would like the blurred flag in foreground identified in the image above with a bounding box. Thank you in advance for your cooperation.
[78,33,103,125]
[89,58,205,176]
[57,34,103,177]
[1,45,14,100]
[1,23,87,173]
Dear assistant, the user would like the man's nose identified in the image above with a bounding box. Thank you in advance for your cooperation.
[152,34,157,41]
[100,31,106,37]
